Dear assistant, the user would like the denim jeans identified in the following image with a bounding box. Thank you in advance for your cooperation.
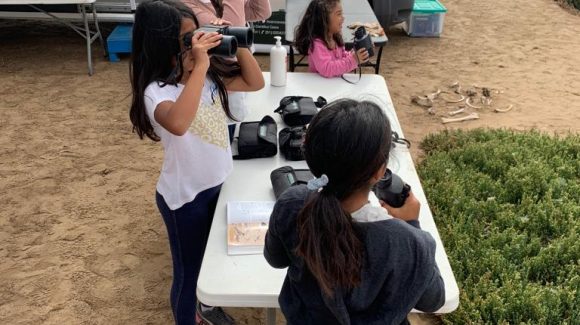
[156,184,222,325]
[228,124,236,144]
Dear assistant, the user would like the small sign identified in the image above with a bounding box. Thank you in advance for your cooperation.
[253,10,286,45]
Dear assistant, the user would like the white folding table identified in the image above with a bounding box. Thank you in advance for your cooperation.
[0,0,106,75]
[197,72,459,325]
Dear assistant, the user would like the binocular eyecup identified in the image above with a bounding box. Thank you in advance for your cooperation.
[373,169,410,208]
[182,25,254,57]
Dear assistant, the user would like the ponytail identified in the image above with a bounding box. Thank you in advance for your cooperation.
[296,190,364,296]
[296,98,392,297]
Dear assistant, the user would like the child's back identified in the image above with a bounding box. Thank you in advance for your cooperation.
[265,185,444,325]
[264,99,445,325]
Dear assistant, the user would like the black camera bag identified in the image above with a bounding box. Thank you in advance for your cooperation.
[274,96,327,126]
[234,115,277,160]
[270,166,314,199]
[279,126,306,161]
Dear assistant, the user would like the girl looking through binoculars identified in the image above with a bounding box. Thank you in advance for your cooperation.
[129,1,264,323]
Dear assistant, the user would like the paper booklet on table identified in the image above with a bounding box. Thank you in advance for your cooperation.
[227,201,276,255]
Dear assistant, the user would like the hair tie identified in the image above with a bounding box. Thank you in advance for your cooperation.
[307,174,329,191]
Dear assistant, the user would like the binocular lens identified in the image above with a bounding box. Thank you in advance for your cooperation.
[211,35,238,57]
[225,27,254,48]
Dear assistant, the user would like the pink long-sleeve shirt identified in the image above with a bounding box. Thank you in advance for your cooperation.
[308,38,358,78]
[182,0,271,26]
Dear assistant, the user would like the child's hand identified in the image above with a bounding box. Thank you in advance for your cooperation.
[210,18,231,26]
[188,31,223,69]
[353,48,370,64]
[380,191,421,221]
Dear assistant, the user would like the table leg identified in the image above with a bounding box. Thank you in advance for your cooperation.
[266,308,277,325]
[80,4,93,76]
[374,45,384,74]
[91,4,107,57]
[288,46,295,72]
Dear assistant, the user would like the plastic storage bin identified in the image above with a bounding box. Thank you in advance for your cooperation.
[405,0,447,37]
[107,24,133,62]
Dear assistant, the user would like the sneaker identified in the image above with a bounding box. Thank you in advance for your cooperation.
[196,302,236,325]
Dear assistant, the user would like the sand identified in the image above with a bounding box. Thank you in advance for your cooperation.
[0,0,578,324]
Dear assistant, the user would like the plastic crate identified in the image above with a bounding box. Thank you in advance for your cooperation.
[107,24,133,62]
[405,0,447,37]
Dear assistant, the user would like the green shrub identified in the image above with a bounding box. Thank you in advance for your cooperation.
[417,129,580,324]
[567,0,580,10]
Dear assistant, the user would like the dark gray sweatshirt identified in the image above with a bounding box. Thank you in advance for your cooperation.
[264,185,445,325]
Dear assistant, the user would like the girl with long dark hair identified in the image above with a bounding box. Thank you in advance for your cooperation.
[294,0,369,78]
[264,99,445,324]
[129,1,263,324]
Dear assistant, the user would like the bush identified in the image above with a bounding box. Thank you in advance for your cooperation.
[567,0,580,10]
[417,129,580,324]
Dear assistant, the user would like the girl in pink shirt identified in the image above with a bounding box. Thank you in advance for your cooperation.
[295,0,370,78]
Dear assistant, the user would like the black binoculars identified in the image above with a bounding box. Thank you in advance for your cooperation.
[270,166,314,199]
[183,25,254,57]
[353,26,374,58]
[373,169,410,208]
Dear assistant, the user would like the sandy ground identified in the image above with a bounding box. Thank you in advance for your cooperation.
[0,0,578,324]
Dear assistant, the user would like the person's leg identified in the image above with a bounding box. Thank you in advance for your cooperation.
[156,185,222,325]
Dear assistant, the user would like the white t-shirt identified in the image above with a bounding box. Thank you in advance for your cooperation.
[227,91,248,124]
[351,203,393,223]
[144,79,233,210]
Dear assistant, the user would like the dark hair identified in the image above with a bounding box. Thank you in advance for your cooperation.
[210,0,224,18]
[296,99,392,296]
[130,0,240,141]
[294,0,344,55]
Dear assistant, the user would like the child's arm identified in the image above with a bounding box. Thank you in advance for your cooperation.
[310,39,359,78]
[264,202,291,268]
[223,48,265,92]
[243,0,272,22]
[154,32,222,136]
[181,0,217,27]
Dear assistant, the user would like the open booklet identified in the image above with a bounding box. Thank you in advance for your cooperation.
[227,201,276,256]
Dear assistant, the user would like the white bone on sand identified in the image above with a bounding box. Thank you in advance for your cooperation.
[494,104,513,113]
[441,91,465,103]
[441,113,480,124]
[448,108,465,116]
[466,97,482,109]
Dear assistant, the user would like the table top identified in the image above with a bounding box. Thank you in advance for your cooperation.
[0,0,95,4]
[285,0,388,46]
[197,72,459,313]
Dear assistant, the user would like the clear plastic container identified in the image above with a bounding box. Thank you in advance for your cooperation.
[405,0,447,37]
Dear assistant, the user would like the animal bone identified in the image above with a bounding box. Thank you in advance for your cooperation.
[494,105,513,113]
[449,81,462,94]
[466,88,478,97]
[428,107,436,115]
[448,108,465,116]
[427,89,441,100]
[466,97,482,109]
[441,113,480,124]
[440,91,466,103]
[411,95,433,107]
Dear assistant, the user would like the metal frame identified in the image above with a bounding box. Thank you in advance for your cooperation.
[0,2,106,75]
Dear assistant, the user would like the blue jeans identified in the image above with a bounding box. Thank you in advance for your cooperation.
[156,185,222,325]
[228,124,235,144]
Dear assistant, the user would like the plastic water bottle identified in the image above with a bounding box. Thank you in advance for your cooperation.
[270,36,287,87]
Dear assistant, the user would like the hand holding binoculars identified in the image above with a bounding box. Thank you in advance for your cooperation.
[183,25,254,57]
